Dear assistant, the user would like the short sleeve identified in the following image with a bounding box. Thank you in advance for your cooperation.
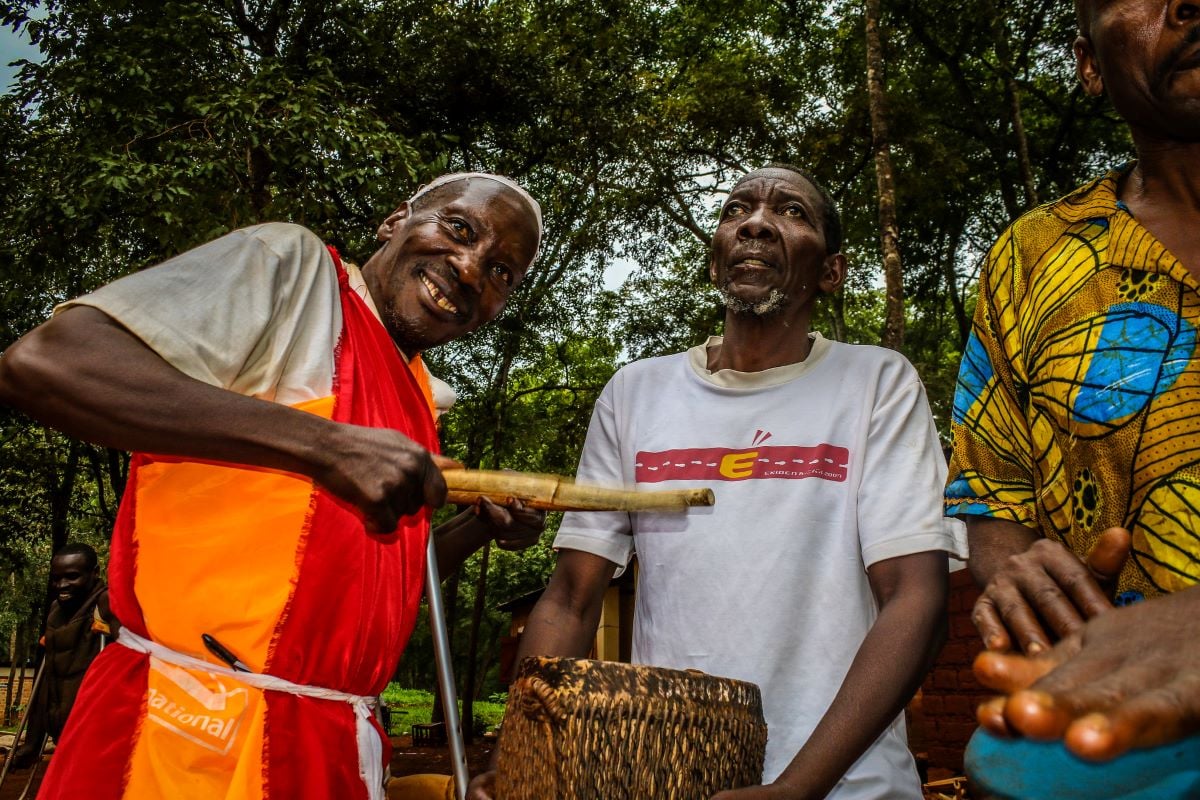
[945,226,1039,527]
[57,223,340,405]
[553,378,634,569]
[858,370,968,567]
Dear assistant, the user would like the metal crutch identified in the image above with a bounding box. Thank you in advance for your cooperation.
[425,528,469,800]
[0,657,46,792]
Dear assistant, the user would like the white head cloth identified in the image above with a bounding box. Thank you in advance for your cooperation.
[409,172,543,262]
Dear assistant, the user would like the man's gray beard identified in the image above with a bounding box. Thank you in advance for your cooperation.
[719,287,789,316]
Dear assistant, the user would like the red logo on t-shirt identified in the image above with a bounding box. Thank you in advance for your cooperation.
[635,439,849,483]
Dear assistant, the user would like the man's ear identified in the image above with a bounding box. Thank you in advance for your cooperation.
[378,201,412,241]
[1074,35,1104,97]
[819,253,847,295]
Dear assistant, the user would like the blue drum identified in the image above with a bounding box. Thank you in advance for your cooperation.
[965,728,1200,800]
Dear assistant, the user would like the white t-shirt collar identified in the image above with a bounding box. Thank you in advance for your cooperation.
[687,332,831,389]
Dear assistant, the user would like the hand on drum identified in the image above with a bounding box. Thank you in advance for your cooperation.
[974,584,1200,761]
[474,496,545,550]
[971,527,1130,654]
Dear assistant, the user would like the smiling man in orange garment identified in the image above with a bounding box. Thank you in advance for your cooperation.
[0,172,544,800]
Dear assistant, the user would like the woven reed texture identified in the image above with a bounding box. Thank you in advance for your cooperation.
[495,657,768,799]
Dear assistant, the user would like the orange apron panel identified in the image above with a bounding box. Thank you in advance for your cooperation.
[124,395,333,799]
[123,659,267,800]
[131,395,334,672]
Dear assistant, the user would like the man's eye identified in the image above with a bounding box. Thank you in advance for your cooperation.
[723,204,747,218]
[782,204,806,218]
[449,219,472,238]
[492,264,514,287]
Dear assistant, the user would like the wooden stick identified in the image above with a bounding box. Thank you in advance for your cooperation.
[442,469,715,512]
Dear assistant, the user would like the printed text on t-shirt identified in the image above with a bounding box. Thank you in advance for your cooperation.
[635,443,850,483]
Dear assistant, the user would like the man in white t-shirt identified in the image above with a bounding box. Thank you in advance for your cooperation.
[470,164,965,800]
[0,173,546,799]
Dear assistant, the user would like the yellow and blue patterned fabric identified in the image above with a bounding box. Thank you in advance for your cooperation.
[947,167,1200,599]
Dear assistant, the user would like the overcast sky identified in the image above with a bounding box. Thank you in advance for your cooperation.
[1,22,39,92]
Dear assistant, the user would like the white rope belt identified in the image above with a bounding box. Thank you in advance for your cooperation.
[118,628,384,800]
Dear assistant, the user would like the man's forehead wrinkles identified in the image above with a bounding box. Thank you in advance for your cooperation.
[771,185,813,201]
[446,191,521,220]
[734,172,813,194]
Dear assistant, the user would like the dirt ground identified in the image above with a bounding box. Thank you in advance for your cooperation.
[0,736,495,799]
[0,759,43,800]
[388,733,497,779]
[3,740,973,799]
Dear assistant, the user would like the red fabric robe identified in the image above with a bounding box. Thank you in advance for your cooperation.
[37,250,438,799]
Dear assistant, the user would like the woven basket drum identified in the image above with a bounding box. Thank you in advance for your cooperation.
[495,657,768,800]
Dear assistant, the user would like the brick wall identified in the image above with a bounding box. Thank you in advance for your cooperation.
[1,668,38,726]
[919,569,990,776]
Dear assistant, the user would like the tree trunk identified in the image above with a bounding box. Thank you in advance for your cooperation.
[85,445,115,532]
[5,580,17,726]
[248,145,274,219]
[941,215,970,347]
[461,541,492,744]
[47,436,81,553]
[1004,74,1038,210]
[475,635,499,700]
[826,290,847,342]
[988,0,1038,210]
[108,448,130,508]
[866,0,905,351]
[459,332,520,740]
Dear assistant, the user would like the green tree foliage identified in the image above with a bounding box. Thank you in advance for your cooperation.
[0,0,1132,698]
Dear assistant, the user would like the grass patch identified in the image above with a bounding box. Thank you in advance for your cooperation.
[381,685,507,734]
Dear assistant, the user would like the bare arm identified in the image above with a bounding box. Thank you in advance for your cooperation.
[513,548,616,658]
[967,516,1041,587]
[432,498,546,577]
[714,550,949,800]
[466,548,617,800]
[966,516,1129,654]
[0,306,445,530]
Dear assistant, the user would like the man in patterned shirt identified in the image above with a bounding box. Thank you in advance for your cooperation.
[946,0,1200,762]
